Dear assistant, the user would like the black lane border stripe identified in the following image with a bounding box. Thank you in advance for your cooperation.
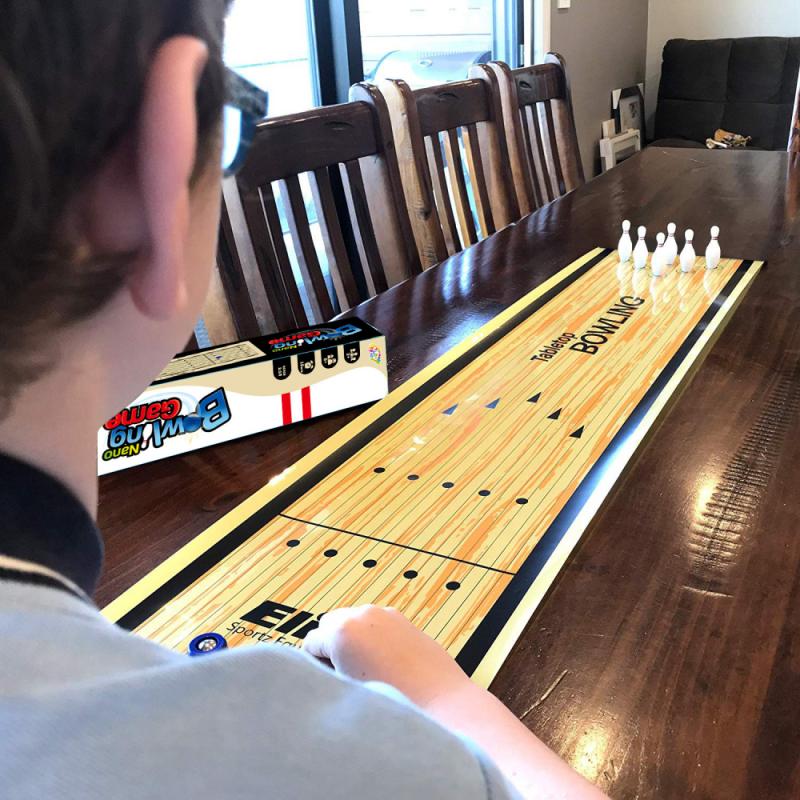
[116,248,610,631]
[455,259,756,676]
[278,513,515,575]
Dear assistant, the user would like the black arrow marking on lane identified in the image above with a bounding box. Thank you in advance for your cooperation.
[570,426,584,439]
[528,393,541,404]
[547,408,562,420]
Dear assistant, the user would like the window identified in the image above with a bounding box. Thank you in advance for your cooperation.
[224,0,318,116]
[359,0,522,88]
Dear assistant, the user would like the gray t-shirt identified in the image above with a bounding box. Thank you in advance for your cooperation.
[0,581,519,799]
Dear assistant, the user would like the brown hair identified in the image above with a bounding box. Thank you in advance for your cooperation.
[0,0,229,414]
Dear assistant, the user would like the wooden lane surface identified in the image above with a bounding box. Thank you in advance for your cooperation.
[126,252,760,678]
[98,148,800,799]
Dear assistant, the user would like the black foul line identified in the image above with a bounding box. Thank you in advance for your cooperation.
[278,514,514,575]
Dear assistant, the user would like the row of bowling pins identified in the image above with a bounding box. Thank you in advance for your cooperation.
[617,221,721,275]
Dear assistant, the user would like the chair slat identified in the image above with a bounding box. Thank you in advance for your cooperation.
[462,123,495,237]
[340,159,389,296]
[308,167,361,310]
[255,183,309,328]
[281,175,335,321]
[424,134,462,255]
[518,107,544,208]
[217,196,264,339]
[221,179,283,336]
[543,100,567,197]
[444,128,478,246]
[237,186,303,331]
[528,104,554,203]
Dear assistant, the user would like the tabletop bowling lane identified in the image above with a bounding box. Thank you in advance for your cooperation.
[113,249,763,681]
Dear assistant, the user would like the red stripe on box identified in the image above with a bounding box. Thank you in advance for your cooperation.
[301,385,312,420]
[281,393,292,425]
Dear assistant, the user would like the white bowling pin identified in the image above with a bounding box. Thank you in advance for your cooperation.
[651,232,667,277]
[664,222,678,267]
[633,225,648,270]
[680,229,696,273]
[618,220,633,263]
[705,225,721,270]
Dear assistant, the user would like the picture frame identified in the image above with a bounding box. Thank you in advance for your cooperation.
[612,84,645,140]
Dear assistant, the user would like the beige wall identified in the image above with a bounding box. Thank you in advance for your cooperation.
[548,0,649,177]
[646,0,800,134]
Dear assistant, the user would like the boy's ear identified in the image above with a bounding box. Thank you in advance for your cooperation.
[132,36,209,320]
[79,36,209,321]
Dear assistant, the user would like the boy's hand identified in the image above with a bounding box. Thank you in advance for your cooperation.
[303,605,474,707]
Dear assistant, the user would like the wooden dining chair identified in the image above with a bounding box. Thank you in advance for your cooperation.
[227,88,422,329]
[476,55,584,216]
[376,73,520,265]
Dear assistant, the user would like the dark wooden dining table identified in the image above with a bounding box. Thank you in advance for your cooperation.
[98,147,800,800]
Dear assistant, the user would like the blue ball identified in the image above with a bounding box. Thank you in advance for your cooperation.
[188,633,227,656]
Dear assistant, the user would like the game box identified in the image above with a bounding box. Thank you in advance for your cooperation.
[97,319,387,475]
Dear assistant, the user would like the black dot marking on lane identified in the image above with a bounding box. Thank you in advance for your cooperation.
[516,498,529,505]
[324,549,338,558]
[408,474,419,481]
[446,581,461,591]
[287,539,301,547]
[442,481,455,489]
[363,559,377,568]
[374,467,386,474]
[478,489,491,497]
[404,570,418,579]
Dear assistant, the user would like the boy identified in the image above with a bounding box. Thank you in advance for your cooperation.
[0,2,607,798]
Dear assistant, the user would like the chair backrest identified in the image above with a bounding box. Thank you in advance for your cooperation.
[479,55,584,215]
[229,88,422,328]
[378,74,520,264]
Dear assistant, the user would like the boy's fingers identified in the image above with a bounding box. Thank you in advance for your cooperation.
[302,626,329,660]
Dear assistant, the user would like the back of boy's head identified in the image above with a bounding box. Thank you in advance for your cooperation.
[0,0,229,415]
